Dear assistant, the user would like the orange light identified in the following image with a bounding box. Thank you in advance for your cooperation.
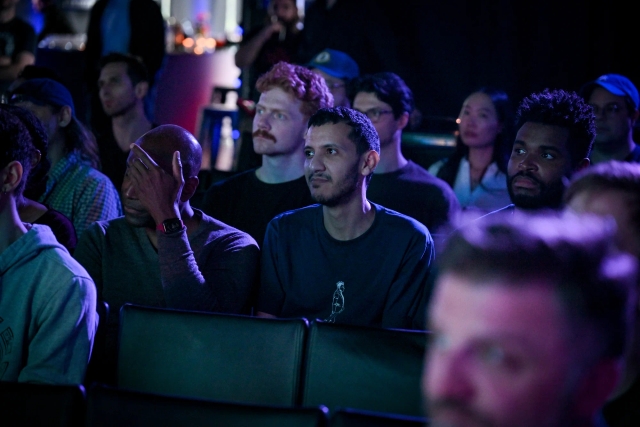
[183,37,194,48]
[206,38,216,49]
[455,118,461,124]
[194,46,204,55]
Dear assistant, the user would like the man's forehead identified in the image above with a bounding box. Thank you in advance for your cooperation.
[588,86,627,103]
[100,62,129,78]
[515,122,570,151]
[431,273,567,333]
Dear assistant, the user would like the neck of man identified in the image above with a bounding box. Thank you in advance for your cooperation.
[0,196,28,254]
[375,132,407,173]
[111,102,152,152]
[255,151,306,183]
[322,185,375,241]
[144,201,198,249]
[590,137,636,165]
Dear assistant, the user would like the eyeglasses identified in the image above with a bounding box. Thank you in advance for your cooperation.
[325,82,346,90]
[357,108,394,123]
[589,102,624,117]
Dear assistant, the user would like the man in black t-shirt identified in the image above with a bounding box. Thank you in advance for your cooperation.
[95,52,156,191]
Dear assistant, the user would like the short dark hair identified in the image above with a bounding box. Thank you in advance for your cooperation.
[0,104,50,199]
[308,106,380,154]
[99,52,149,86]
[307,107,379,184]
[0,109,37,197]
[438,212,637,361]
[515,89,595,168]
[565,160,640,239]
[350,72,414,118]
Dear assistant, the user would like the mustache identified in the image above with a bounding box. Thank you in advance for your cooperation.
[509,170,543,186]
[252,130,276,142]
[307,172,331,183]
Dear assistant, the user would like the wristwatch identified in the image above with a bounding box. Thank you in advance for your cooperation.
[156,218,184,234]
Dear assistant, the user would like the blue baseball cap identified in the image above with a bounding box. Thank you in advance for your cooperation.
[306,49,360,81]
[581,73,639,110]
[10,78,76,117]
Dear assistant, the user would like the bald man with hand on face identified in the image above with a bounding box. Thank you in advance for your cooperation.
[74,124,260,384]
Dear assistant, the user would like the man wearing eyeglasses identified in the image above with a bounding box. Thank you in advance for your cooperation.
[580,73,640,165]
[351,72,459,238]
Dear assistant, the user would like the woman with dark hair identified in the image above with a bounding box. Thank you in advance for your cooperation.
[429,87,513,216]
[0,104,77,252]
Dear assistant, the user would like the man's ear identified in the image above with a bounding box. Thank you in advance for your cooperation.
[180,176,199,202]
[135,81,149,99]
[571,358,622,421]
[1,160,24,193]
[58,105,72,128]
[576,158,590,172]
[397,111,410,132]
[361,150,380,178]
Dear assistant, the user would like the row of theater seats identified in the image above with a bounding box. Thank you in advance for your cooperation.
[4,304,430,425]
[2,381,427,426]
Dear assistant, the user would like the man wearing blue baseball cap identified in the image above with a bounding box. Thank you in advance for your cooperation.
[307,48,359,108]
[10,78,122,237]
[581,73,640,164]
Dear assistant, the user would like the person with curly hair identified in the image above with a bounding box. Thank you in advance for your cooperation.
[478,88,594,218]
[201,61,333,244]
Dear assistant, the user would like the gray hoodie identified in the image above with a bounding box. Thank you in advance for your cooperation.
[0,224,97,384]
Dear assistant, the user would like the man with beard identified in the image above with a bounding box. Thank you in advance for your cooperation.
[480,88,594,218]
[201,61,332,245]
[95,53,156,190]
[256,107,433,329]
[74,124,260,384]
[580,73,640,164]
[423,212,637,427]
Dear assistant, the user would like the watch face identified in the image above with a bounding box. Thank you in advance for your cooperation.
[163,218,183,233]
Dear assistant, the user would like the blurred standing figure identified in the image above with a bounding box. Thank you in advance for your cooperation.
[84,0,165,132]
[0,0,36,96]
[31,0,74,42]
[429,88,514,217]
[235,0,302,102]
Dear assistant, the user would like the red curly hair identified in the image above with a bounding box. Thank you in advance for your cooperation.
[256,61,334,117]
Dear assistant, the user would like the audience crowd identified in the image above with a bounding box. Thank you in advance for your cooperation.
[1,0,640,426]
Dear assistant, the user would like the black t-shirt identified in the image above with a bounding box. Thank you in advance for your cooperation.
[367,161,460,236]
[96,123,159,192]
[201,168,314,246]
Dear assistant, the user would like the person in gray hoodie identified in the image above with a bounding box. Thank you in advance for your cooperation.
[0,108,97,384]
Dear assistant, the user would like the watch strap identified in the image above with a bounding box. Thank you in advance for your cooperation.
[156,218,184,234]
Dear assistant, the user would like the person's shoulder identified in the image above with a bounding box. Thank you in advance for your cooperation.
[402,161,457,196]
[209,168,257,190]
[198,209,259,248]
[81,217,127,238]
[266,204,321,233]
[374,203,431,238]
